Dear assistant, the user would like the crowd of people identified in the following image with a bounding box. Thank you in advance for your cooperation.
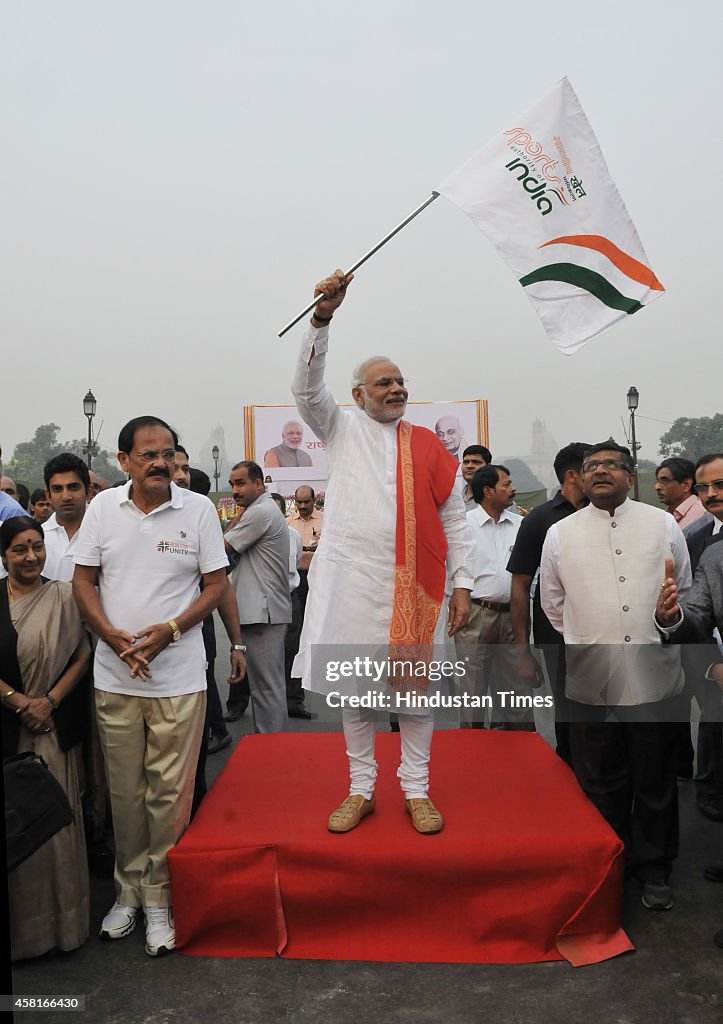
[2,269,722,963]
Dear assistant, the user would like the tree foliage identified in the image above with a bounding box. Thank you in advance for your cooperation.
[5,424,64,488]
[6,424,124,490]
[658,415,723,462]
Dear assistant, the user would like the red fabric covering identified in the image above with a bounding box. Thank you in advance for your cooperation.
[169,731,632,966]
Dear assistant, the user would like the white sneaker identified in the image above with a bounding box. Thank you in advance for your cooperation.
[144,906,175,957]
[99,902,140,940]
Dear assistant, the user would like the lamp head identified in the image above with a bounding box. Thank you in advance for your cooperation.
[83,389,97,419]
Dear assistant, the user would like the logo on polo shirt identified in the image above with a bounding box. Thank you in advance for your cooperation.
[157,539,192,555]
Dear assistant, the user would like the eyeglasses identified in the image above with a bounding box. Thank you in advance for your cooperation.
[582,459,629,474]
[693,479,723,496]
[363,376,408,389]
[134,450,177,463]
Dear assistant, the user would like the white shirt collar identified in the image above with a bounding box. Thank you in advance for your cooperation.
[43,512,61,531]
[119,479,182,511]
[473,505,517,527]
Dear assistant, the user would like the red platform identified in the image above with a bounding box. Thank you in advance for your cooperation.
[168,731,632,966]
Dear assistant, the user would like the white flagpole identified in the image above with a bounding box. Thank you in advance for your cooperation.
[277,192,440,338]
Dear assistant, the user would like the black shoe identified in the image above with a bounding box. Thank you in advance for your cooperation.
[224,707,247,722]
[698,798,723,822]
[641,880,674,911]
[287,707,316,720]
[715,927,723,949]
[704,858,723,883]
[207,733,232,755]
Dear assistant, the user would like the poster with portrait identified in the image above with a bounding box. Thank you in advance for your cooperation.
[244,400,488,505]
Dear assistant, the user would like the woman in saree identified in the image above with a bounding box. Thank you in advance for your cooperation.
[1,515,91,960]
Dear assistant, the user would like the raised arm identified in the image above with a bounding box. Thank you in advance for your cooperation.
[291,269,353,443]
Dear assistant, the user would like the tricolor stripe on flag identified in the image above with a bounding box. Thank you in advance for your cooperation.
[437,79,664,354]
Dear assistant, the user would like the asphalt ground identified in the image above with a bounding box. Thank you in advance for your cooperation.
[8,690,723,1024]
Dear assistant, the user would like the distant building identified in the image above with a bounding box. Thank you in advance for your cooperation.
[501,419,559,496]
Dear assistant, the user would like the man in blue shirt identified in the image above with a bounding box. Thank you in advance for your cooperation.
[0,447,25,524]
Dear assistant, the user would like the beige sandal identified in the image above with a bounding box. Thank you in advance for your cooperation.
[327,794,376,833]
[405,797,444,834]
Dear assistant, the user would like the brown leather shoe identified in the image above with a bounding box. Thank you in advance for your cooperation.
[327,795,376,833]
[405,798,444,834]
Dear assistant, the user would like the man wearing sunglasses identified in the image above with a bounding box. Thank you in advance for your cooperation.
[73,416,229,958]
[291,269,474,836]
[540,440,691,912]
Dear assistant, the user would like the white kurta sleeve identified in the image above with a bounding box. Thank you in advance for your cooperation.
[291,325,341,444]
[439,488,474,590]
[540,524,564,634]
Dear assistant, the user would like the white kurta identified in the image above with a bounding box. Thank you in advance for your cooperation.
[291,325,474,696]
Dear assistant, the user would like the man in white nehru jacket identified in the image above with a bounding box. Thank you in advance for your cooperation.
[541,440,691,912]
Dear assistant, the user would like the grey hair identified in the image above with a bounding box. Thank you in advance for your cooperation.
[350,356,394,389]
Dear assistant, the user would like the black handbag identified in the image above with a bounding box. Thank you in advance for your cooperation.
[4,751,74,871]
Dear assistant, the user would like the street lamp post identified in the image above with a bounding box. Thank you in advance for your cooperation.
[82,389,98,471]
[627,386,640,501]
[212,445,220,493]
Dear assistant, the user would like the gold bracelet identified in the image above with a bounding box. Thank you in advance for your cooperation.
[1,689,16,702]
[168,619,181,643]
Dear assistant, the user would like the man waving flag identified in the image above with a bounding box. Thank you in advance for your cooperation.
[437,78,664,355]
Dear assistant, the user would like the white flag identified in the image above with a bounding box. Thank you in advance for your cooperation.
[437,78,664,355]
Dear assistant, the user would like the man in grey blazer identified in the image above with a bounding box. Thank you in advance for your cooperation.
[657,457,723,948]
[224,461,291,732]
[683,498,723,821]
[683,455,723,818]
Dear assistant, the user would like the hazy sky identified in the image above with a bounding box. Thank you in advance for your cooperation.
[3,1,721,474]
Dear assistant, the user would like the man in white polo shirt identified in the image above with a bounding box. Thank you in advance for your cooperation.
[42,452,91,581]
[73,415,229,958]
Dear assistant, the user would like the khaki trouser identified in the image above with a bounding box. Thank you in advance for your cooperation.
[453,603,535,730]
[95,689,206,909]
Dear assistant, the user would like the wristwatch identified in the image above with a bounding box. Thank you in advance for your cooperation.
[168,619,181,643]
[231,644,247,652]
